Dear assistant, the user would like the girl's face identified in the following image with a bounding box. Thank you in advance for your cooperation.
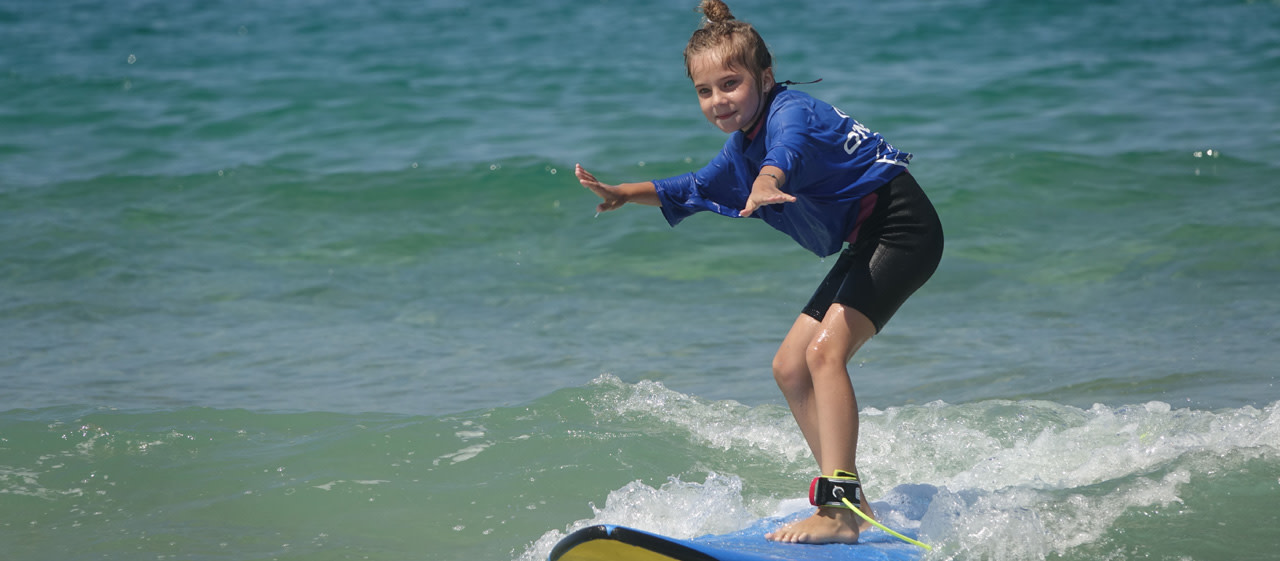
[688,52,774,134]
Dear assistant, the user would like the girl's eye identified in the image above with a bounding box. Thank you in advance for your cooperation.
[724,79,738,89]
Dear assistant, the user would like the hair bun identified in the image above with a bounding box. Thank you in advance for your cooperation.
[699,0,735,24]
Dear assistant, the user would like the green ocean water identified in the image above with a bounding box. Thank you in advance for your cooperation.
[3,1,1279,560]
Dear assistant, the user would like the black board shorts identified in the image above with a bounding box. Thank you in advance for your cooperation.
[801,171,943,332]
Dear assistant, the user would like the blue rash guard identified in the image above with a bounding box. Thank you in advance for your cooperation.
[652,85,912,258]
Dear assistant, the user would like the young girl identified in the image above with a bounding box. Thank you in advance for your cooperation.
[575,0,943,545]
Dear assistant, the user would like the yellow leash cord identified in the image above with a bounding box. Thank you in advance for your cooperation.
[840,496,932,551]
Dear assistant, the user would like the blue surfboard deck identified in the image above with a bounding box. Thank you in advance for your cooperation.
[549,516,925,561]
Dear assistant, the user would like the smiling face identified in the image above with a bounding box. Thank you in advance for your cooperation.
[689,51,774,134]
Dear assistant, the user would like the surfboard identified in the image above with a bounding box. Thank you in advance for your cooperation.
[549,516,926,561]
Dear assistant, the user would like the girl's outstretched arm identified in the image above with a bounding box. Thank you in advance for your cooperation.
[576,164,660,213]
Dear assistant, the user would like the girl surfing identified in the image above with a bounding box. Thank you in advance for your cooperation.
[575,0,943,545]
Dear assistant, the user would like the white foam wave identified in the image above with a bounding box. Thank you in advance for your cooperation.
[873,400,1280,559]
[590,374,810,462]
[521,377,1279,561]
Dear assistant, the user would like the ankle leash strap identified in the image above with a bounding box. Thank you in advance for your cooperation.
[809,471,863,509]
[807,471,933,551]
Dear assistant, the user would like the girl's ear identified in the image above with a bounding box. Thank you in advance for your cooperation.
[761,67,776,90]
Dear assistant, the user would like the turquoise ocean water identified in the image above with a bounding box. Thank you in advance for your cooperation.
[3,1,1279,559]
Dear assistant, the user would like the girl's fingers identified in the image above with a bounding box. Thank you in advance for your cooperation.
[740,194,796,217]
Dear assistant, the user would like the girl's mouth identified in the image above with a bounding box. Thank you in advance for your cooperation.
[717,111,737,121]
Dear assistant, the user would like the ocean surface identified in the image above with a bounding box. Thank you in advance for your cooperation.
[2,0,1278,559]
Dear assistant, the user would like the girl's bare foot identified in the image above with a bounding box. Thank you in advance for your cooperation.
[765,503,874,545]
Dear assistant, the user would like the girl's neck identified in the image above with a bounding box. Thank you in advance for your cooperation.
[743,83,778,139]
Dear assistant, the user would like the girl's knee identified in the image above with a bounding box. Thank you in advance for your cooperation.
[804,340,847,377]
[772,349,809,392]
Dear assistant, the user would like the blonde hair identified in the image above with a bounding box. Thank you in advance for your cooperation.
[683,0,772,82]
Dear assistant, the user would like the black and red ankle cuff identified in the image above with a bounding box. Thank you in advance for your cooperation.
[808,470,863,509]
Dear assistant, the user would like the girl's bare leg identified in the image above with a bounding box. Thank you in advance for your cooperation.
[765,304,877,544]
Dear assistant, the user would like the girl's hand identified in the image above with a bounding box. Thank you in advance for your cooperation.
[740,170,796,217]
[576,164,627,213]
